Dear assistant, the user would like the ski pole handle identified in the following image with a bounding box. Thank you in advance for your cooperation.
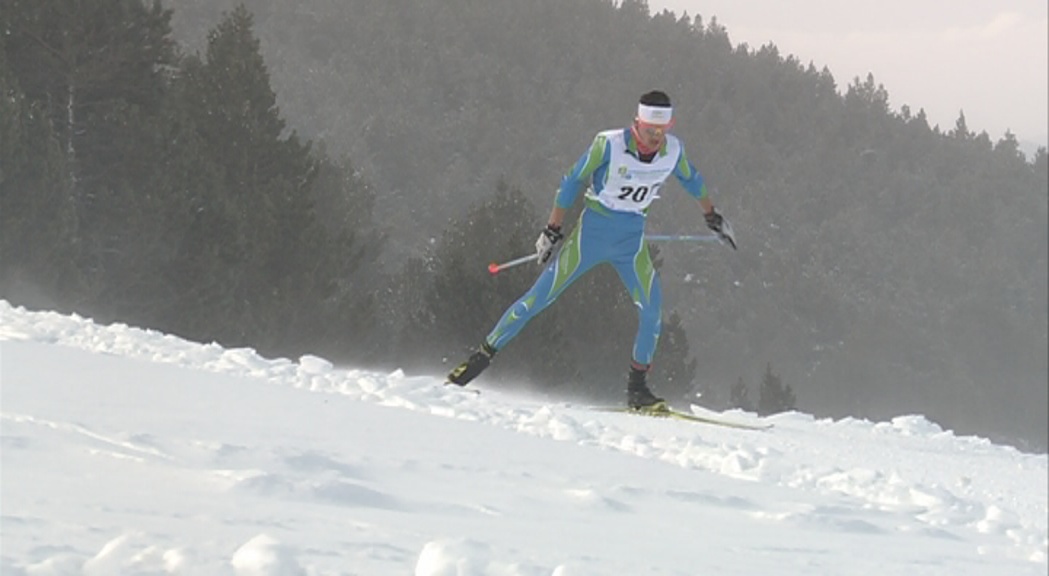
[488,253,539,275]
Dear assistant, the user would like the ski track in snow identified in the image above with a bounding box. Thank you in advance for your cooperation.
[1,300,1046,574]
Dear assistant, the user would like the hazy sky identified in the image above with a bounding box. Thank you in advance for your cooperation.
[648,0,1048,146]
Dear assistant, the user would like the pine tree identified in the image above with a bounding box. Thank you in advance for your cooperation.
[653,310,697,403]
[303,153,387,361]
[169,4,332,352]
[0,27,82,305]
[758,362,796,416]
[3,0,175,236]
[729,377,754,412]
[2,0,176,306]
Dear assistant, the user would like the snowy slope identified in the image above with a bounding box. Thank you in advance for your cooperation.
[1,300,1045,575]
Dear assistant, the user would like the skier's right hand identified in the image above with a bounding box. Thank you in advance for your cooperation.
[535,224,564,265]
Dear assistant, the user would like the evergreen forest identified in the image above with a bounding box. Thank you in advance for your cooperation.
[2,0,1046,451]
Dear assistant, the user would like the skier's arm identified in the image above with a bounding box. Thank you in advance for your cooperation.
[546,205,568,230]
[549,133,611,228]
[675,144,736,248]
[672,146,714,215]
[698,195,714,215]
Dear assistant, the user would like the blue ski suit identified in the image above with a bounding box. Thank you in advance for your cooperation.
[484,127,708,366]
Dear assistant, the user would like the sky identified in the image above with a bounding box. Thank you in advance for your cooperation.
[1,299,1046,575]
[647,0,1048,149]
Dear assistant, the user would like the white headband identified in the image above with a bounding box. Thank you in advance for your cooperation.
[637,103,673,124]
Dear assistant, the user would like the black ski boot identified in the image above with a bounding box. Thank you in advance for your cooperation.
[447,342,497,386]
[627,365,666,411]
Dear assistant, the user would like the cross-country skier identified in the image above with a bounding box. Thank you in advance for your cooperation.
[447,90,736,410]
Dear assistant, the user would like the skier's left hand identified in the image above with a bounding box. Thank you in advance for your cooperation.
[704,208,737,250]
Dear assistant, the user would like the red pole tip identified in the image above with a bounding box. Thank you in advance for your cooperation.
[488,262,500,275]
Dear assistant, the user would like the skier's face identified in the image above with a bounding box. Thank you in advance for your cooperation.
[633,119,673,152]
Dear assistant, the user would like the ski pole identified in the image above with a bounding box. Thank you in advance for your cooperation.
[488,253,539,275]
[487,233,721,274]
[644,234,721,242]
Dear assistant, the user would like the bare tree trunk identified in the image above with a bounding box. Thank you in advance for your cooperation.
[65,77,82,247]
[66,79,76,190]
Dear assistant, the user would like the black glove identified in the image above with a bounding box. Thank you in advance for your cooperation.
[535,224,564,265]
[704,208,737,250]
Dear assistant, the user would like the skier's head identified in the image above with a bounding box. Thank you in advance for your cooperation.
[632,90,675,154]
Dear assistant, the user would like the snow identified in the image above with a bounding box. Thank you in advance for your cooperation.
[1,299,1045,575]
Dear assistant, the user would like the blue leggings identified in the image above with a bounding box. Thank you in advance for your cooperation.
[485,207,663,365]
